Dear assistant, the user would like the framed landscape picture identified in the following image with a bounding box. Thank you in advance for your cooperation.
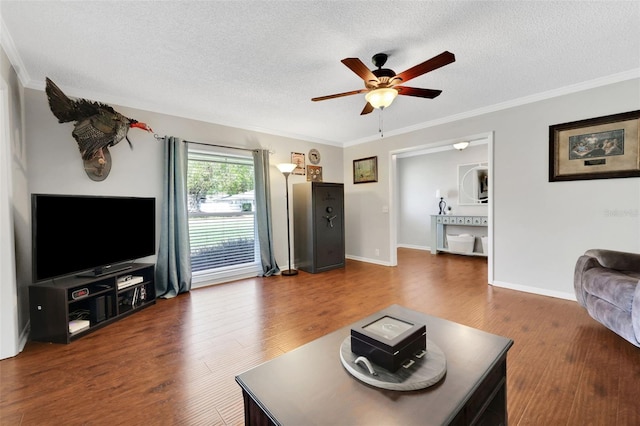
[353,156,378,184]
[549,110,640,181]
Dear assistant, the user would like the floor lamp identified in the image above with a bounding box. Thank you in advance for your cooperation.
[277,163,298,276]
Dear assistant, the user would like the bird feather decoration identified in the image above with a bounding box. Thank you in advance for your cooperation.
[45,77,153,161]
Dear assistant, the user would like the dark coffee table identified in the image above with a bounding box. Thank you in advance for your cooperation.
[235,305,513,425]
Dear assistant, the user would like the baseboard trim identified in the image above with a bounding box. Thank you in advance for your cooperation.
[397,244,430,251]
[491,280,576,301]
[345,255,393,267]
[18,320,29,353]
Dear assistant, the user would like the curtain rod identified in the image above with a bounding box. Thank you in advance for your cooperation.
[154,134,260,153]
[184,140,260,153]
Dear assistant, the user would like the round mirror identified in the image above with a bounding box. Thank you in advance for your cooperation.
[458,163,488,205]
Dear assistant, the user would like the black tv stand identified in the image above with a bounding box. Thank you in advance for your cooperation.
[29,263,156,344]
[76,263,133,278]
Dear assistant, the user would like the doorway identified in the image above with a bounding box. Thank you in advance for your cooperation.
[388,132,494,283]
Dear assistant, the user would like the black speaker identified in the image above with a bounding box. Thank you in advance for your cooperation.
[90,296,106,323]
[106,295,113,318]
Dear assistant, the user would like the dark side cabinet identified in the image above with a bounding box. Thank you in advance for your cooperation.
[29,263,156,344]
[293,182,345,273]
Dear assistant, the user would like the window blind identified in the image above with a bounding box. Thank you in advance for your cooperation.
[187,151,258,272]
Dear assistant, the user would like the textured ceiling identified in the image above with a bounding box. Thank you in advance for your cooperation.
[1,1,639,146]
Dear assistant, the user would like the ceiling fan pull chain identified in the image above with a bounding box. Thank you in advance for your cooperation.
[379,108,384,138]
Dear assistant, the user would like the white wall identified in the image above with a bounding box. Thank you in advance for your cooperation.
[344,78,640,300]
[397,143,488,249]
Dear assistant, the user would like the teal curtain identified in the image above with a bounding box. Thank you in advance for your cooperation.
[155,136,192,298]
[253,149,280,276]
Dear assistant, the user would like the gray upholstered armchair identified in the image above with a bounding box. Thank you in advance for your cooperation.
[574,249,640,347]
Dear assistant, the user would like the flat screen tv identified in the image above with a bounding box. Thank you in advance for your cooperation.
[32,194,156,281]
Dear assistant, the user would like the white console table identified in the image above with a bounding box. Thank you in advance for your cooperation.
[430,215,488,256]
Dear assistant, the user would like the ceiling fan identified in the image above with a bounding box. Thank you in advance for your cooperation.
[312,51,455,115]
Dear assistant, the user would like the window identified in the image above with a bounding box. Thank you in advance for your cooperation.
[187,150,260,285]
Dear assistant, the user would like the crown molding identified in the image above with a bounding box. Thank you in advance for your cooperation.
[344,69,640,147]
[0,17,30,88]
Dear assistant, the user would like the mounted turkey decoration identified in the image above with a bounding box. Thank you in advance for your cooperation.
[312,51,455,115]
[45,77,153,181]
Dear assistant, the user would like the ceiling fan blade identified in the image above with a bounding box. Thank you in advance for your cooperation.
[360,102,374,115]
[396,86,443,98]
[341,58,378,84]
[311,89,367,102]
[394,51,455,84]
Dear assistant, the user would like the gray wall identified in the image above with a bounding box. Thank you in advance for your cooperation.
[23,84,345,273]
[344,78,640,300]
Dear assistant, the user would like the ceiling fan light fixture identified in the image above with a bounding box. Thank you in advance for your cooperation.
[365,88,398,109]
[453,141,470,151]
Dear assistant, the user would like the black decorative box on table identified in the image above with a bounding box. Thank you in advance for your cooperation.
[350,312,427,372]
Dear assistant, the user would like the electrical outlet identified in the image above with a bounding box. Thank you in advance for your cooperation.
[375,249,380,256]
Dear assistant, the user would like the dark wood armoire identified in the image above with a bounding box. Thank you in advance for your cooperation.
[292,182,345,273]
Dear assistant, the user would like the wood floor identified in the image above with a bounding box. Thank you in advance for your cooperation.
[1,249,639,425]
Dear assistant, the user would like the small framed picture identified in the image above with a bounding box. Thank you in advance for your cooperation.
[549,110,640,181]
[353,156,378,184]
[291,152,305,175]
[306,165,323,182]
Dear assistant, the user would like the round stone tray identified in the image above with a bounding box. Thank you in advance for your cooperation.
[339,337,446,391]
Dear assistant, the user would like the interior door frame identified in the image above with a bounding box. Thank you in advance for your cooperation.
[0,74,20,358]
[388,131,494,284]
